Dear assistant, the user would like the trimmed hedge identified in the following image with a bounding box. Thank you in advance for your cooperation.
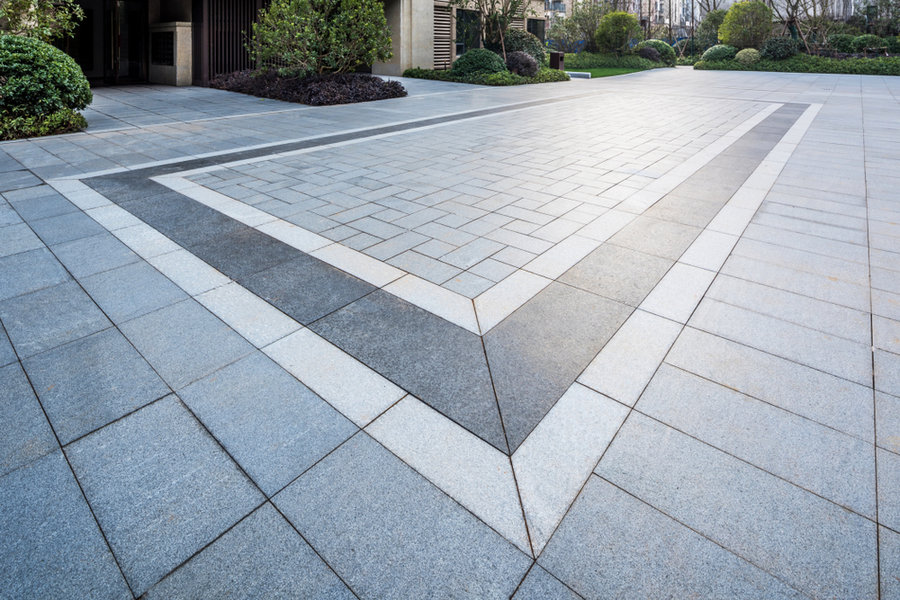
[0,108,86,141]
[637,39,676,66]
[500,29,546,64]
[827,33,856,52]
[701,44,738,62]
[0,35,91,117]
[759,36,799,60]
[852,34,885,52]
[506,51,539,77]
[210,71,407,105]
[694,54,900,75]
[403,67,570,86]
[452,48,506,75]
[563,52,662,70]
[735,48,760,64]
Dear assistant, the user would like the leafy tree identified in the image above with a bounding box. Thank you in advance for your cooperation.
[696,9,726,48]
[547,16,581,52]
[247,0,392,78]
[0,0,84,41]
[595,10,642,54]
[718,1,773,48]
[449,0,530,59]
[570,1,608,52]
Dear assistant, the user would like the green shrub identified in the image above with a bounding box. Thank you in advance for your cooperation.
[637,39,675,65]
[247,0,392,78]
[694,53,900,75]
[701,44,738,61]
[0,107,86,140]
[696,9,726,49]
[759,36,799,60]
[403,66,568,85]
[563,51,659,70]
[637,46,661,62]
[506,50,538,76]
[887,36,900,54]
[452,48,507,75]
[827,33,856,52]
[501,28,545,63]
[735,47,760,64]
[718,1,773,49]
[595,11,641,54]
[0,35,91,118]
[852,34,885,52]
[0,0,84,41]
[673,38,702,57]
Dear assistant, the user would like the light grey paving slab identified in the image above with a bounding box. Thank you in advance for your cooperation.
[707,274,871,344]
[875,316,900,355]
[143,503,353,600]
[608,215,701,261]
[23,328,169,445]
[0,362,58,478]
[879,448,900,533]
[0,222,43,258]
[66,396,263,596]
[0,247,70,302]
[51,233,140,279]
[732,237,870,285]
[689,298,872,386]
[80,261,188,323]
[878,392,900,456]
[0,451,131,600]
[274,432,532,599]
[596,413,877,599]
[667,327,874,442]
[877,350,900,398]
[540,476,804,600]
[27,211,106,246]
[559,243,672,307]
[882,526,900,600]
[640,364,876,517]
[5,187,77,220]
[0,281,111,358]
[180,352,356,495]
[119,299,253,390]
[387,249,461,284]
[444,270,494,297]
[512,565,581,600]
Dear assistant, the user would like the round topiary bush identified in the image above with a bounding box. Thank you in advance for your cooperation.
[637,39,676,65]
[0,34,91,118]
[452,48,507,75]
[505,50,539,76]
[735,47,761,64]
[827,33,856,52]
[701,44,738,61]
[852,34,885,52]
[595,11,642,54]
[502,29,545,64]
[718,1,773,49]
[637,46,661,62]
[886,36,900,54]
[759,36,799,60]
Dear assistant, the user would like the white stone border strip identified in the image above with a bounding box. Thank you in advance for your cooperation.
[151,101,783,335]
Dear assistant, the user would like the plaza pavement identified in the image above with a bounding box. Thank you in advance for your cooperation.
[0,68,898,599]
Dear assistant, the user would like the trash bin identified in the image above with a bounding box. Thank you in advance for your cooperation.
[550,51,565,70]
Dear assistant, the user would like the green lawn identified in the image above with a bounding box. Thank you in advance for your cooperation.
[565,68,643,78]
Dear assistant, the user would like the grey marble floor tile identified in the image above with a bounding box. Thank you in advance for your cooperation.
[242,255,375,326]
[878,392,900,455]
[881,526,900,600]
[512,565,581,600]
[878,448,900,533]
[0,326,15,367]
[66,396,263,596]
[876,350,900,398]
[0,362,58,478]
[273,433,531,599]
[23,328,169,445]
[118,299,253,390]
[28,211,105,245]
[0,222,43,259]
[540,476,804,600]
[0,451,130,600]
[0,248,70,302]
[0,281,110,358]
[559,243,672,307]
[639,364,876,517]
[51,232,140,279]
[80,261,188,323]
[608,216,701,261]
[144,503,353,600]
[485,282,632,452]
[596,414,877,599]
[310,290,504,452]
[189,227,299,280]
[180,352,356,495]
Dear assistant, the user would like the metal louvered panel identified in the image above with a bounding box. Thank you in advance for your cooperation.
[510,17,525,29]
[434,4,453,70]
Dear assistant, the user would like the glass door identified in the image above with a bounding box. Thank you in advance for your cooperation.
[110,0,148,83]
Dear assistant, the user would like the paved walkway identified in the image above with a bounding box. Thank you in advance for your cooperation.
[1,69,898,599]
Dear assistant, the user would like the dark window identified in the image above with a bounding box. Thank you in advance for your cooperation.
[456,9,482,55]
[527,18,546,42]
